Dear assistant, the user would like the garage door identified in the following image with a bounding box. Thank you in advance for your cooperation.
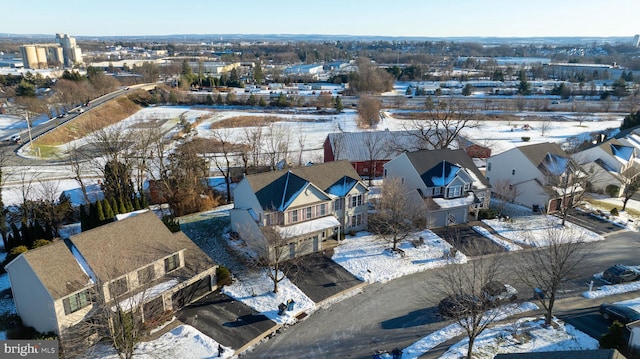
[172,275,211,309]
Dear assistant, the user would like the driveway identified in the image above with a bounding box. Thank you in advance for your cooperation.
[281,252,363,303]
[430,222,506,256]
[562,209,627,235]
[176,290,276,350]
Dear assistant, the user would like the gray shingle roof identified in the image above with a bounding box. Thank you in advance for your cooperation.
[21,240,91,300]
[69,211,215,281]
[245,160,365,210]
[517,142,568,168]
[404,148,490,188]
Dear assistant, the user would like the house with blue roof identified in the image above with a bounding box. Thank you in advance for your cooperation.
[229,160,369,261]
[383,148,490,228]
[572,137,640,197]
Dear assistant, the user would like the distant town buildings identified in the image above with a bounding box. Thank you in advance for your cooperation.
[19,33,82,69]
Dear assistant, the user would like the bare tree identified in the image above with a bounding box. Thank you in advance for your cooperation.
[362,131,388,186]
[434,248,507,359]
[295,126,307,166]
[540,118,552,136]
[555,163,590,226]
[68,143,92,206]
[357,95,382,128]
[209,129,239,203]
[246,225,299,294]
[405,97,480,150]
[264,124,290,170]
[243,125,263,169]
[622,169,640,211]
[368,177,422,251]
[514,222,589,325]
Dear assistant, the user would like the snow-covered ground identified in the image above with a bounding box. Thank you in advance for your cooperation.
[96,324,234,359]
[396,302,539,359]
[583,278,640,299]
[221,270,315,325]
[472,225,523,251]
[332,230,467,283]
[439,317,598,359]
[482,215,603,247]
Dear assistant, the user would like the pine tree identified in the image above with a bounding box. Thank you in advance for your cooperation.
[89,202,98,230]
[141,193,149,209]
[103,198,114,219]
[96,200,105,222]
[118,196,127,214]
[111,197,120,215]
[125,198,134,213]
[335,96,344,112]
[133,196,141,211]
[80,204,88,232]
[216,94,224,105]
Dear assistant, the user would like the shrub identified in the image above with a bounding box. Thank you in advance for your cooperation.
[600,320,626,349]
[162,215,181,233]
[216,266,232,286]
[478,208,499,220]
[605,184,620,198]
[610,207,619,216]
[521,136,530,142]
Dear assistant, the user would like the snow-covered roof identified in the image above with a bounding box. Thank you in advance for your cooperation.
[540,152,570,176]
[276,216,340,239]
[432,192,475,209]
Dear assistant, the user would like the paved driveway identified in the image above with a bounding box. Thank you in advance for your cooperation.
[177,290,276,350]
[562,210,627,235]
[281,252,363,303]
[430,222,506,256]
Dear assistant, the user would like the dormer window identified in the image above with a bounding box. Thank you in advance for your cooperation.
[448,185,462,198]
[433,187,442,196]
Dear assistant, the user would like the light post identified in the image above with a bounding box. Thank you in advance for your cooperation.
[24,110,39,156]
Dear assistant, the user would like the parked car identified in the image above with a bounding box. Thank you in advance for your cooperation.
[603,264,639,284]
[482,281,518,306]
[438,294,482,318]
[599,303,640,324]
[8,134,21,144]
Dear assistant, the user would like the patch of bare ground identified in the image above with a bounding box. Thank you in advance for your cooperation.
[209,115,280,129]
[33,92,144,146]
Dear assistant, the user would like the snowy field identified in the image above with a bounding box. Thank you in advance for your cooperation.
[332,230,467,283]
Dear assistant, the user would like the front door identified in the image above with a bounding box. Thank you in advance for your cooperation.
[313,235,319,251]
[289,243,295,259]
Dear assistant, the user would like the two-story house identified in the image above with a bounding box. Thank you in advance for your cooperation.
[572,138,640,197]
[5,211,217,337]
[229,160,369,261]
[383,148,491,228]
[486,142,584,213]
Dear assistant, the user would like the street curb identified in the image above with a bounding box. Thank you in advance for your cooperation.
[235,322,284,356]
[316,281,368,308]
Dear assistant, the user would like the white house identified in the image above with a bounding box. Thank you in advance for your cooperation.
[383,148,491,228]
[230,161,369,261]
[572,137,640,197]
[5,211,217,337]
[486,142,583,213]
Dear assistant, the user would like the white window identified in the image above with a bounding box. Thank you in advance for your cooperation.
[349,213,362,227]
[164,253,180,273]
[318,204,326,216]
[291,210,298,223]
[306,207,312,219]
[433,187,442,196]
[334,199,343,211]
[351,194,363,208]
[448,186,462,198]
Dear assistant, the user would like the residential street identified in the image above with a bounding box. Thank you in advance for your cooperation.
[241,229,640,359]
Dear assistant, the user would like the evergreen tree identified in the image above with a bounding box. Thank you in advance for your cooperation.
[247,94,257,106]
[258,97,267,107]
[125,198,134,213]
[621,110,640,131]
[216,94,224,105]
[80,204,88,232]
[600,321,626,350]
[103,198,114,219]
[111,197,120,215]
[517,70,531,95]
[118,196,127,214]
[96,200,105,222]
[89,202,98,230]
[205,94,214,105]
[10,223,21,251]
[335,96,344,112]
[140,193,149,209]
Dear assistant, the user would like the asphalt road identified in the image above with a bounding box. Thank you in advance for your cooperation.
[241,229,640,359]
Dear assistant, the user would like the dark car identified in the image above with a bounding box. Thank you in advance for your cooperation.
[599,303,640,324]
[603,264,639,284]
[482,281,518,306]
[438,294,482,318]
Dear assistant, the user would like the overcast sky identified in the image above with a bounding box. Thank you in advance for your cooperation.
[3,0,639,38]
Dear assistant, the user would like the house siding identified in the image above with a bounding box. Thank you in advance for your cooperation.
[6,256,59,334]
[487,149,544,207]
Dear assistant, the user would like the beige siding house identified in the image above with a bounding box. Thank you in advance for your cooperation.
[230,161,369,261]
[5,211,217,337]
[383,148,490,228]
[486,142,583,213]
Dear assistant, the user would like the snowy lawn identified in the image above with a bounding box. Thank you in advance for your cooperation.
[332,230,467,283]
[482,215,603,247]
[583,279,640,299]
[472,226,523,251]
[395,302,539,359]
[97,324,234,359]
[439,317,598,359]
[222,270,315,325]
